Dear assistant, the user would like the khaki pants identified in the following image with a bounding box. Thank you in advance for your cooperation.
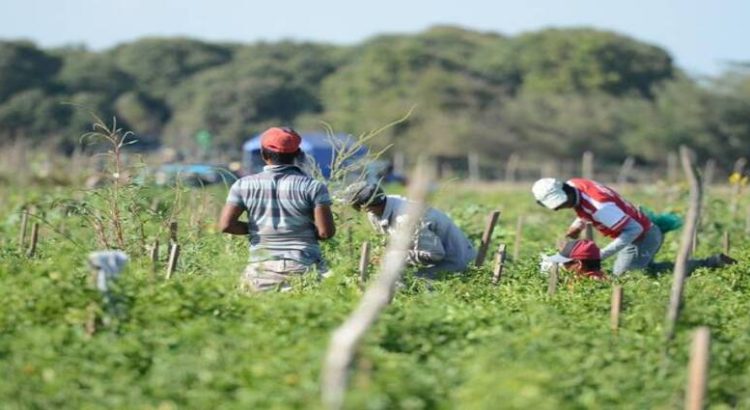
[241,260,328,292]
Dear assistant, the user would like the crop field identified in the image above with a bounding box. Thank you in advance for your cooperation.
[0,177,749,409]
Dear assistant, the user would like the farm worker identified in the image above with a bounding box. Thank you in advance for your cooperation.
[533,177,736,276]
[219,127,336,292]
[543,238,735,279]
[544,239,608,281]
[343,181,476,278]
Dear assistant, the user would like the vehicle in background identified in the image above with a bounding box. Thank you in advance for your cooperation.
[153,163,238,187]
[241,132,367,178]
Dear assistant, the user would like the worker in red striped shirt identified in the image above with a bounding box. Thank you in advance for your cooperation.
[533,178,735,276]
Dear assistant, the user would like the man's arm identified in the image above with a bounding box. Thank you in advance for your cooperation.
[218,203,248,235]
[599,218,643,260]
[314,205,336,240]
[566,218,585,238]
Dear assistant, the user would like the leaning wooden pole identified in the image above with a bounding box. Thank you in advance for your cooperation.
[474,210,501,267]
[665,146,702,342]
[684,327,711,410]
[321,165,432,410]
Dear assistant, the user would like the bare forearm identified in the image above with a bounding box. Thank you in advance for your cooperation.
[222,220,249,235]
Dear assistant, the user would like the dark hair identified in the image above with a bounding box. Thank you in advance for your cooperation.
[562,183,577,206]
[579,259,601,271]
[261,148,300,165]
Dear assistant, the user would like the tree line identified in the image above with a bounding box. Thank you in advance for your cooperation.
[1,25,748,167]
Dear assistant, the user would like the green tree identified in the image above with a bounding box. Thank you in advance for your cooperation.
[0,41,61,102]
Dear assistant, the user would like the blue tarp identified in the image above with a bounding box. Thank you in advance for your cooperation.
[242,132,367,178]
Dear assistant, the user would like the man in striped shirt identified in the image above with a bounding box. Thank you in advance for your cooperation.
[219,127,335,291]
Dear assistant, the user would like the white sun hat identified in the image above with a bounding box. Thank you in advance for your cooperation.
[532,178,568,209]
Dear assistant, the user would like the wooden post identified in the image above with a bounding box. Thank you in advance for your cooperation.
[685,327,710,410]
[610,286,623,332]
[547,263,558,296]
[582,151,594,180]
[722,232,730,255]
[730,158,746,217]
[150,239,160,269]
[665,146,702,342]
[322,164,432,410]
[18,208,29,249]
[347,227,354,260]
[617,156,635,184]
[27,223,40,257]
[169,221,178,245]
[492,244,507,285]
[584,222,594,241]
[166,243,180,279]
[474,211,501,267]
[358,241,370,285]
[513,216,523,261]
[468,152,480,182]
[505,153,520,183]
[702,159,716,188]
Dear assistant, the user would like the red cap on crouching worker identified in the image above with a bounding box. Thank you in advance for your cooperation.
[547,239,601,263]
[260,127,301,153]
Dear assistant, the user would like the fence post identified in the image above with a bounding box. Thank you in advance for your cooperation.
[150,239,160,271]
[474,211,501,267]
[611,286,623,332]
[547,263,558,296]
[492,244,507,285]
[617,156,635,184]
[684,327,710,410]
[166,243,180,279]
[505,153,520,183]
[513,216,523,261]
[468,152,480,182]
[169,221,178,246]
[722,232,730,255]
[358,241,370,286]
[27,222,40,257]
[18,208,29,250]
[582,151,594,180]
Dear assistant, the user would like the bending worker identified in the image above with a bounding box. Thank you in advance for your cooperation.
[219,127,335,291]
[344,181,476,278]
[533,177,735,276]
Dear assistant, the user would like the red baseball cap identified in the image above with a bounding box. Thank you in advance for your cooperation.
[547,239,601,263]
[260,127,301,153]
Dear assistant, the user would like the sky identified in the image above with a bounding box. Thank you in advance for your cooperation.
[1,0,748,76]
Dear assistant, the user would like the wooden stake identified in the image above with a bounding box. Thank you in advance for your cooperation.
[685,327,710,410]
[166,244,180,279]
[610,286,623,332]
[169,221,178,245]
[18,208,29,249]
[617,156,635,184]
[475,211,501,267]
[547,263,558,296]
[665,146,702,342]
[505,153,519,183]
[27,223,40,257]
[358,241,370,285]
[513,216,523,261]
[582,151,594,180]
[322,164,432,410]
[491,244,507,285]
[722,232,730,255]
[468,152,480,182]
[584,223,594,241]
[150,239,160,268]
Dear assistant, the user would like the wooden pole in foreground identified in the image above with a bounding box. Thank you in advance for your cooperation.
[169,221,178,245]
[685,327,710,410]
[322,165,432,410]
[27,223,40,257]
[18,208,29,249]
[722,232,730,255]
[547,263,558,296]
[492,244,507,285]
[475,211,501,267]
[513,216,523,261]
[358,241,370,285]
[166,244,180,279]
[665,146,702,342]
[611,286,623,332]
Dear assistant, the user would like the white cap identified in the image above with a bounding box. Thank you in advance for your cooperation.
[532,178,568,209]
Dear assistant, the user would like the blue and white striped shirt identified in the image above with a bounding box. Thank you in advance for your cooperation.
[226,165,332,268]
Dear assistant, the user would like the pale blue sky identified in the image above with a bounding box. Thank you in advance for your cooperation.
[1,0,747,76]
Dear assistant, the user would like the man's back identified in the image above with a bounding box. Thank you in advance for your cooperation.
[227,164,331,265]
